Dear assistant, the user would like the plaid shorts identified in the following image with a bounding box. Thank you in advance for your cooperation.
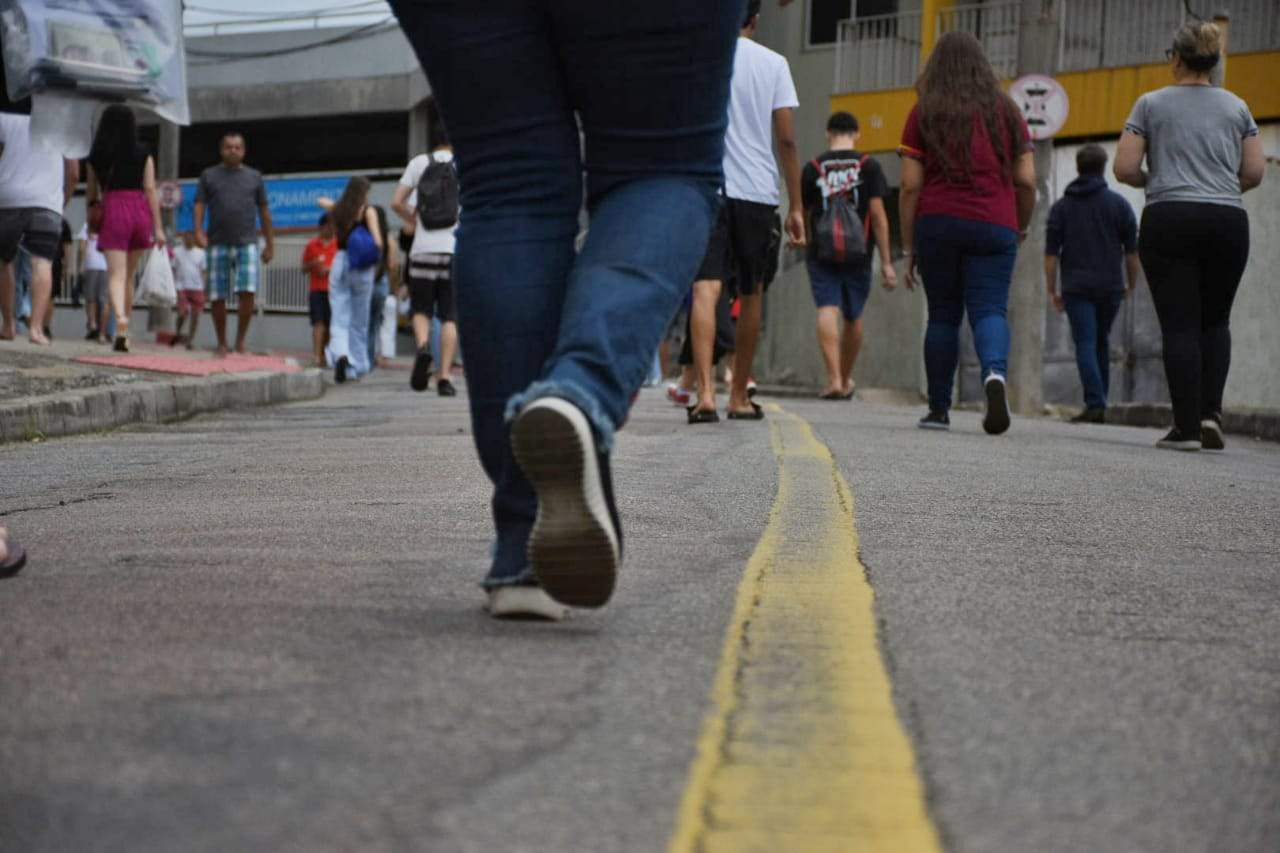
[208,243,260,300]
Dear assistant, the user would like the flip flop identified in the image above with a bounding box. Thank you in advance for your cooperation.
[819,390,845,400]
[0,540,26,578]
[687,406,720,425]
[727,402,765,420]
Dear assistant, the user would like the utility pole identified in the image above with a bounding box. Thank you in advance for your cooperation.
[152,120,181,335]
[1007,0,1059,416]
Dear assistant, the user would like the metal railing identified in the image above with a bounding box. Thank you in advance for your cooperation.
[1223,0,1280,54]
[937,0,1021,80]
[835,11,923,93]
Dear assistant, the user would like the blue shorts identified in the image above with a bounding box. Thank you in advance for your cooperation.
[807,259,872,322]
[208,243,260,300]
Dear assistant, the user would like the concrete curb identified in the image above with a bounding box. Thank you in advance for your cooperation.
[0,369,324,444]
[1106,402,1280,443]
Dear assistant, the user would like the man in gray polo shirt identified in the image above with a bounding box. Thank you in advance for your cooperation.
[193,132,275,356]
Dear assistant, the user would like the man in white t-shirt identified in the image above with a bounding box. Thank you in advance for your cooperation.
[686,0,804,424]
[0,112,78,344]
[171,231,208,349]
[392,141,460,395]
[77,202,111,342]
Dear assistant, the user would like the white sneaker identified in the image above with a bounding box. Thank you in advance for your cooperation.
[982,373,1011,435]
[510,397,621,608]
[484,586,568,621]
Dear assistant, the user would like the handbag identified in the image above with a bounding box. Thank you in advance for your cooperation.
[346,224,380,271]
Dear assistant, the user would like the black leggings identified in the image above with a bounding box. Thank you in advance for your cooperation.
[1138,202,1250,434]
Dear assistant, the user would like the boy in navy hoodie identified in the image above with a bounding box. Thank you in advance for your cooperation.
[1045,144,1140,423]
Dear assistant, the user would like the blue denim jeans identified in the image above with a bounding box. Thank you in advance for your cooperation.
[368,273,391,369]
[916,215,1019,412]
[1063,290,1124,409]
[390,0,740,587]
[326,250,374,379]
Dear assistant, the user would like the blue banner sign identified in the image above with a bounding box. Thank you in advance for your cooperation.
[175,176,350,233]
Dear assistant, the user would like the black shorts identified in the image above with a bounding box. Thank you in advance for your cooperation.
[407,253,456,321]
[309,291,331,327]
[0,208,62,263]
[695,197,780,296]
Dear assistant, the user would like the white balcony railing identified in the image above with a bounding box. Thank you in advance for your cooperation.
[834,11,923,93]
[938,1,1021,80]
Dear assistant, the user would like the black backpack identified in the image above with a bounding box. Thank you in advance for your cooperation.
[416,155,459,230]
[812,155,870,266]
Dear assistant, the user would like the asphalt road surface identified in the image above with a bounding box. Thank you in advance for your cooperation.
[2,371,1277,852]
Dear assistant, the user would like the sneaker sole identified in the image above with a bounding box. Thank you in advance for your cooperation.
[983,377,1011,435]
[511,398,619,609]
[918,421,950,431]
[1200,421,1225,452]
[1156,439,1202,451]
[485,586,568,621]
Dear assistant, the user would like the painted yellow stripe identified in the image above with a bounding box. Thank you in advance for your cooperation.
[669,406,941,853]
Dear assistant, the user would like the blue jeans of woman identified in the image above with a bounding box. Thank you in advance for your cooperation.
[367,273,390,369]
[916,215,1019,413]
[389,0,740,587]
[1063,290,1125,410]
[326,250,374,379]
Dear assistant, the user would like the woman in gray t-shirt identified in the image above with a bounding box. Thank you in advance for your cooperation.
[1114,21,1265,452]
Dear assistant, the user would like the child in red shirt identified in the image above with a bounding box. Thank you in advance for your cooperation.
[301,214,337,367]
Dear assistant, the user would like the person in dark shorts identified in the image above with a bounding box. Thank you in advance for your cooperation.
[393,142,459,395]
[302,214,337,367]
[802,111,896,400]
[1114,21,1265,452]
[687,1,805,424]
[0,112,78,344]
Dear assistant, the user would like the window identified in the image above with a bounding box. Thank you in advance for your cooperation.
[807,0,898,48]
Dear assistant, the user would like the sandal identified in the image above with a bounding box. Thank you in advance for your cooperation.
[686,406,720,425]
[727,402,765,420]
[819,390,845,400]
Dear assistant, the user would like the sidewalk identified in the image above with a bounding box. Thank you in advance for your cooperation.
[0,334,324,444]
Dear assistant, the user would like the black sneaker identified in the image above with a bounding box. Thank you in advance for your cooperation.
[335,355,349,384]
[410,348,433,392]
[112,336,129,353]
[983,374,1011,435]
[918,410,950,430]
[1156,428,1201,451]
[437,378,457,397]
[84,329,98,341]
[1071,407,1106,424]
[1200,417,1225,452]
[510,397,621,609]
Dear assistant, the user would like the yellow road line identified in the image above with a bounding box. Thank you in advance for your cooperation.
[669,406,942,853]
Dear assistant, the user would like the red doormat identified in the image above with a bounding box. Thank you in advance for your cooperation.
[74,352,303,376]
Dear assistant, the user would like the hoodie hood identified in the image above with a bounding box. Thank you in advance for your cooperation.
[1065,175,1108,197]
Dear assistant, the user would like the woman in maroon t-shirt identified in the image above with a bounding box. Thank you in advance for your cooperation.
[898,32,1036,434]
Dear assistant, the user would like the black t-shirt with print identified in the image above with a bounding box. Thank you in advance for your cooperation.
[801,149,888,266]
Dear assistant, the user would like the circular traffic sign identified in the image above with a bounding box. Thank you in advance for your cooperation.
[1010,74,1069,141]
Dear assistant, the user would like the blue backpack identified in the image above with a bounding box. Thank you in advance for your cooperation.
[346,223,379,271]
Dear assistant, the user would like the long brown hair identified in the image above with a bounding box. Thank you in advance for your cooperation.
[331,176,371,241]
[915,31,1023,184]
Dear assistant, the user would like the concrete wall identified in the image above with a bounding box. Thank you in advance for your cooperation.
[755,6,927,394]
[1224,159,1280,411]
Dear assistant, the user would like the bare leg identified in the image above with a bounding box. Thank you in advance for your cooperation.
[234,292,254,353]
[839,318,864,395]
[816,305,843,395]
[211,300,229,356]
[312,322,327,366]
[437,320,458,382]
[105,250,131,343]
[85,293,98,334]
[690,278,721,413]
[728,290,762,413]
[187,305,202,349]
[411,312,431,352]
[679,364,696,392]
[0,262,15,339]
[27,258,53,345]
[97,300,110,342]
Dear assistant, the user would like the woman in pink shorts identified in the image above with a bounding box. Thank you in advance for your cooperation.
[86,105,165,352]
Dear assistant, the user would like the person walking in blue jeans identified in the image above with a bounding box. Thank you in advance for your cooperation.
[321,177,383,384]
[1044,144,1140,424]
[898,32,1036,435]
[388,0,756,620]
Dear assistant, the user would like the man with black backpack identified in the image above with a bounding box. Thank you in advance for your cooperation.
[801,111,896,400]
[392,138,460,395]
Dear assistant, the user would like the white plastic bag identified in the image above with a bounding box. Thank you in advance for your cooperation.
[137,247,176,308]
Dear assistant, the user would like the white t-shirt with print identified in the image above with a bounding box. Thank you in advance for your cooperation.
[76,224,108,272]
[723,37,799,206]
[0,114,65,213]
[398,150,458,259]
[172,245,207,291]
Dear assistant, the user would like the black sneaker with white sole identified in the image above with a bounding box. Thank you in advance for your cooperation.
[1200,418,1225,451]
[918,410,950,430]
[410,348,433,392]
[511,397,621,608]
[1156,428,1201,451]
[983,374,1011,435]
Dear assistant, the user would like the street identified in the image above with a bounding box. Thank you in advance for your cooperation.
[2,373,1278,853]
